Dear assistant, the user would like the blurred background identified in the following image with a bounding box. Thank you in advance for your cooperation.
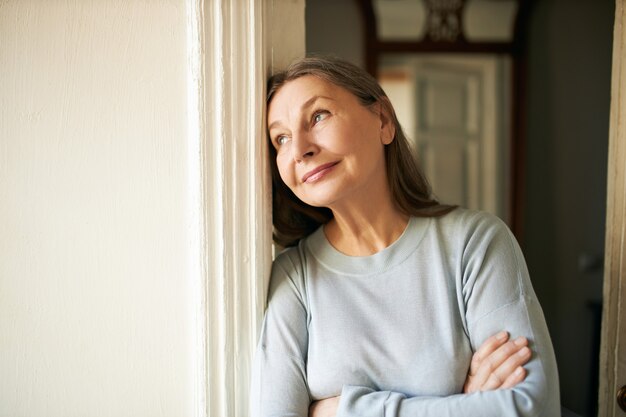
[305,1,614,415]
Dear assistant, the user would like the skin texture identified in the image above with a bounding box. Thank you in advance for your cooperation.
[268,76,531,417]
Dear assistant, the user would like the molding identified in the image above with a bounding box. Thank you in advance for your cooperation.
[203,0,273,415]
[187,0,304,416]
[375,40,514,54]
[186,2,207,416]
[599,0,625,415]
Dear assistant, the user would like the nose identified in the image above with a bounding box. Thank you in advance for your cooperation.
[291,130,317,163]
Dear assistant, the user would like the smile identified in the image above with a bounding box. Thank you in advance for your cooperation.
[302,161,340,183]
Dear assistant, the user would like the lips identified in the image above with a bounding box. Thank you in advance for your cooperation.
[302,161,340,183]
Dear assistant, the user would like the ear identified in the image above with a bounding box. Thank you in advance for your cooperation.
[377,98,396,145]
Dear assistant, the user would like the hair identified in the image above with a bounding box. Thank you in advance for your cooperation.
[267,56,456,247]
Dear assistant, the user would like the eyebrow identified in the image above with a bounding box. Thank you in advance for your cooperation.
[268,95,334,132]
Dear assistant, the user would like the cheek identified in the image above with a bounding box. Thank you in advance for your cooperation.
[276,154,295,186]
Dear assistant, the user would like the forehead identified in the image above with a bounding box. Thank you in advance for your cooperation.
[274,75,340,101]
[268,75,358,120]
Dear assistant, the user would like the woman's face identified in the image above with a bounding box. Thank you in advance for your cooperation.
[267,75,395,210]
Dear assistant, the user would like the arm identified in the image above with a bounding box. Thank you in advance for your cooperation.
[310,331,532,417]
[250,252,311,417]
[463,331,530,393]
[334,214,560,417]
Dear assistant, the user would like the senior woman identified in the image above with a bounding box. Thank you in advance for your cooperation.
[250,56,559,417]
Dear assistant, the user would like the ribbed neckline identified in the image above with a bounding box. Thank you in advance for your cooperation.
[304,216,431,276]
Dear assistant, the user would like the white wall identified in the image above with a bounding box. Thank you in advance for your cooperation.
[0,2,196,416]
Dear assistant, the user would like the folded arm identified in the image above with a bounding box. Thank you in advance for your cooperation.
[333,216,560,417]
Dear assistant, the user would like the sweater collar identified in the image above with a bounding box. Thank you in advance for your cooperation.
[304,216,430,275]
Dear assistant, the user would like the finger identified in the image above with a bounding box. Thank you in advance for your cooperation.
[481,344,531,391]
[469,331,509,375]
[464,374,484,394]
[471,337,528,389]
[500,366,527,389]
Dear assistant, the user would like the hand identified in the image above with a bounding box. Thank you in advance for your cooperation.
[463,331,531,393]
[309,396,340,417]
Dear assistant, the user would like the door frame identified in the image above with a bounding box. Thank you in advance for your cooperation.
[189,0,305,415]
[598,1,625,416]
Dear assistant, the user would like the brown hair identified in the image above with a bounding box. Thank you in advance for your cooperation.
[268,56,455,247]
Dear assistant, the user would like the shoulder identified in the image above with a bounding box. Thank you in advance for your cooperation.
[429,208,527,282]
[268,236,313,303]
[438,208,529,288]
[438,207,508,230]
[273,243,306,277]
[432,207,513,247]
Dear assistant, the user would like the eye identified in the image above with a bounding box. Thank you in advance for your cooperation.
[276,135,290,146]
[312,110,329,125]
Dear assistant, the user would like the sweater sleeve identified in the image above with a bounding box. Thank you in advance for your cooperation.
[250,251,311,417]
[336,213,560,417]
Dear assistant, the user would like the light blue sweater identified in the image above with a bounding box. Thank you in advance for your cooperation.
[251,208,560,416]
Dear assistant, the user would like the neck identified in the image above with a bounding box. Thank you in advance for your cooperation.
[324,194,409,257]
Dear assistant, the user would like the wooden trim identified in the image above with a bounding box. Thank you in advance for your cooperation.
[509,52,527,239]
[513,0,533,53]
[354,0,378,76]
[509,0,532,239]
[192,0,302,415]
[599,1,625,415]
[376,40,514,55]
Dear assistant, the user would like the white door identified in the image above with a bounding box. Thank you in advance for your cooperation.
[380,54,511,223]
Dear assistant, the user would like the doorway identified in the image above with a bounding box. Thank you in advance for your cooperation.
[306,0,614,415]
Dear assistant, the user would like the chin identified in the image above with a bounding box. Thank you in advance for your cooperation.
[294,182,349,209]
[295,193,331,208]
[298,198,328,208]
